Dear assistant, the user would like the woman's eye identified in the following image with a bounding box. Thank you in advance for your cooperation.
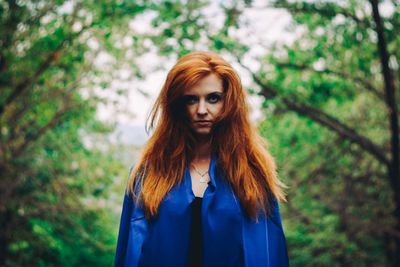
[183,96,198,105]
[207,93,222,104]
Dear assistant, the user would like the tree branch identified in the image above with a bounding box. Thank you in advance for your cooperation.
[237,59,389,167]
[0,1,86,116]
[276,62,385,100]
[370,2,400,264]
[11,102,78,159]
[370,0,400,193]
[0,41,66,116]
[5,70,87,135]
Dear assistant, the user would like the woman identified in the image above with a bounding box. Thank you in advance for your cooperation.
[114,51,289,267]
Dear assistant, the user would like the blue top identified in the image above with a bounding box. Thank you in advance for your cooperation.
[114,155,289,267]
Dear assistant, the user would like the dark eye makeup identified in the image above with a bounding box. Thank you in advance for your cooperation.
[182,92,224,105]
[206,92,223,103]
[182,95,198,105]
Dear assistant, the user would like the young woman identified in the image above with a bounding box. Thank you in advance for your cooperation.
[114,51,289,267]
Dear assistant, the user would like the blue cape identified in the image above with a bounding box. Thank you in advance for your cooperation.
[114,156,289,267]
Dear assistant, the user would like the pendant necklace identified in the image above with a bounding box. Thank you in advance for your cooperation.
[191,164,209,183]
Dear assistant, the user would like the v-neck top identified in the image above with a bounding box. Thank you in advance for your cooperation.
[188,196,203,267]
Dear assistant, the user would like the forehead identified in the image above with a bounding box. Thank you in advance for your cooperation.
[184,73,223,95]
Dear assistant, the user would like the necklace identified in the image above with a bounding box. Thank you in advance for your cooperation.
[191,164,209,183]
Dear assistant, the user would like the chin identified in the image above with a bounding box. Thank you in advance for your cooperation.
[196,130,211,135]
[193,128,212,136]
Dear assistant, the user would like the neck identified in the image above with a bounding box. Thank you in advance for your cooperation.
[192,134,212,162]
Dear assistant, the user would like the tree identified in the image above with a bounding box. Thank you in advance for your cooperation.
[0,0,148,265]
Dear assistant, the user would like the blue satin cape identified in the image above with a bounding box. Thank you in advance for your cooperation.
[114,156,289,267]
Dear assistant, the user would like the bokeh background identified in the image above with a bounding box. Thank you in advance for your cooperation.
[1,0,399,266]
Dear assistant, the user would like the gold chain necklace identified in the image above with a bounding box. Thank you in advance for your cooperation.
[191,164,209,183]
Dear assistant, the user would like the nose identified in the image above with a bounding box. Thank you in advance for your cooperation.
[197,99,207,116]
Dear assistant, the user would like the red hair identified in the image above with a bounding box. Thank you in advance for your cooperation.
[128,51,287,219]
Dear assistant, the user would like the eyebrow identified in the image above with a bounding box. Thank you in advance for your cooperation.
[183,91,224,96]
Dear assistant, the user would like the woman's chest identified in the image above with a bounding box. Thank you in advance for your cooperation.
[139,182,245,267]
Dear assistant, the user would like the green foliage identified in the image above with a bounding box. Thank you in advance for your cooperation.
[147,0,209,57]
[259,107,390,266]
[0,0,145,265]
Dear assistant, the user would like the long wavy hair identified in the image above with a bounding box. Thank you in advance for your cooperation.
[127,51,287,220]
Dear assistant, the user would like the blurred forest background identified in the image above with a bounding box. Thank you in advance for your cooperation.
[0,0,399,266]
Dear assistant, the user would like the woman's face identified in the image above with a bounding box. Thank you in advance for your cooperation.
[182,73,224,136]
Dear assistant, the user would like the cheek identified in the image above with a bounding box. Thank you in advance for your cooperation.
[185,106,196,119]
[211,102,224,116]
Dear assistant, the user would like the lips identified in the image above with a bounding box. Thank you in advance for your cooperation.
[194,120,212,127]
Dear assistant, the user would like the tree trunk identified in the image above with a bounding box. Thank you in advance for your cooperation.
[370,0,400,266]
